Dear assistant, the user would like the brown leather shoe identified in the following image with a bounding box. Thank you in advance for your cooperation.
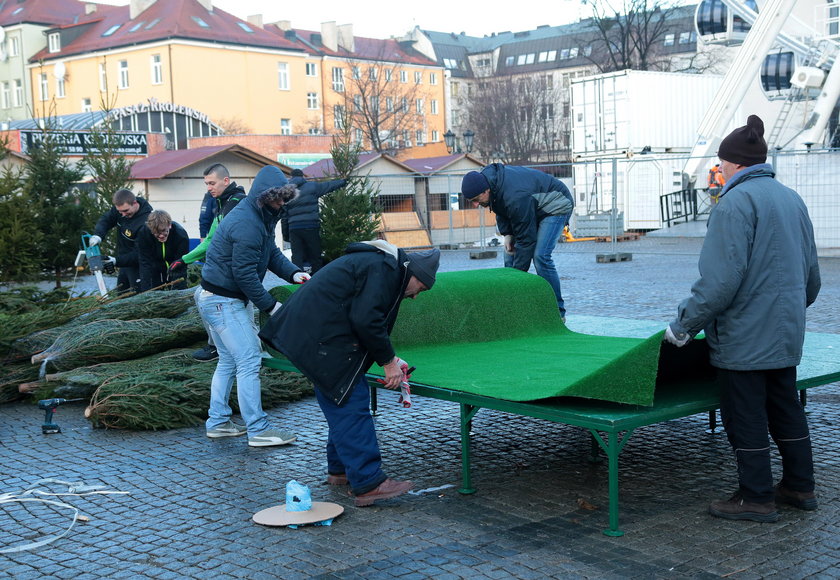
[353,478,413,507]
[325,473,348,486]
[775,483,817,510]
[709,493,779,522]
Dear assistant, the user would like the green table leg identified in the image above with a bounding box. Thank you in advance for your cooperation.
[458,403,479,495]
[590,428,634,537]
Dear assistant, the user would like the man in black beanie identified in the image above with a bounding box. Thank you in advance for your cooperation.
[664,115,821,522]
[260,241,440,506]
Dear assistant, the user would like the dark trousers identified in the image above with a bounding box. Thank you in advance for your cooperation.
[314,375,387,495]
[718,367,814,503]
[289,228,323,273]
[116,266,140,294]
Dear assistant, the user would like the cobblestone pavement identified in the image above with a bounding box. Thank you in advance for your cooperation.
[2,237,839,579]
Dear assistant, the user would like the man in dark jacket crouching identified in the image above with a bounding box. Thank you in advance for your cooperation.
[260,240,440,506]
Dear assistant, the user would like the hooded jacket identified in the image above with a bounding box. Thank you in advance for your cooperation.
[259,240,411,405]
[670,163,821,370]
[480,163,574,271]
[94,197,154,267]
[200,166,300,313]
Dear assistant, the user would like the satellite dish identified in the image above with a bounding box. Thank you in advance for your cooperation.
[0,26,5,43]
[54,61,66,79]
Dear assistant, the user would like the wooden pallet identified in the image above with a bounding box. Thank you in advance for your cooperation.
[594,233,641,243]
[596,252,633,263]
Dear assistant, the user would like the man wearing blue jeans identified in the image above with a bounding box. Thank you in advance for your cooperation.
[462,164,574,318]
[197,166,309,447]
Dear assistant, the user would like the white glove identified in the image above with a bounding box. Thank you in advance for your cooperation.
[268,302,282,316]
[503,235,515,255]
[292,272,311,284]
[664,325,689,347]
[88,235,102,246]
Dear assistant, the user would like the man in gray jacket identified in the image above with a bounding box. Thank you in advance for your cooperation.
[665,115,821,522]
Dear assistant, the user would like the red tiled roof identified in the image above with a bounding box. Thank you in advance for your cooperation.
[32,0,303,62]
[304,152,414,178]
[130,144,280,179]
[275,28,436,66]
[402,154,466,174]
[0,0,89,27]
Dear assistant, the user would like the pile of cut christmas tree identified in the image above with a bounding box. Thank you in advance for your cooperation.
[0,286,312,429]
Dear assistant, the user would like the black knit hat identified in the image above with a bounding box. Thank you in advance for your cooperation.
[290,169,304,177]
[718,115,767,166]
[406,249,441,289]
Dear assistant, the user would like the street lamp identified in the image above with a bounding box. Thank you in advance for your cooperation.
[444,129,475,154]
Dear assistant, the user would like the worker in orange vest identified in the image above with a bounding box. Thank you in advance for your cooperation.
[708,163,726,203]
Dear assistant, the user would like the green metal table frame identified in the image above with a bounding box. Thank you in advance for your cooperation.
[264,352,840,537]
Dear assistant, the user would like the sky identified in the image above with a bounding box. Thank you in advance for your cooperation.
[95,0,597,39]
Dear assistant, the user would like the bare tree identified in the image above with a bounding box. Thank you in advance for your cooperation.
[464,75,568,165]
[216,117,252,135]
[333,51,425,153]
[579,0,687,73]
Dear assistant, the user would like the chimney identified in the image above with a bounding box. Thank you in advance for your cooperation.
[321,21,338,52]
[247,14,263,29]
[196,0,212,11]
[275,20,292,31]
[85,3,97,14]
[129,0,158,19]
[337,23,354,52]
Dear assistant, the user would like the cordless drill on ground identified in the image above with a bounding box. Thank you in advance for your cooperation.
[38,398,83,434]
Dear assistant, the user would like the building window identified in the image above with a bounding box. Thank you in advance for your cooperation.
[102,24,121,37]
[354,128,364,145]
[451,82,460,97]
[0,82,8,109]
[415,130,424,145]
[401,97,408,112]
[415,98,424,114]
[679,31,693,44]
[307,92,319,109]
[280,119,291,135]
[332,67,344,92]
[334,104,346,128]
[370,95,379,111]
[39,73,48,101]
[277,62,289,90]
[48,33,61,53]
[432,130,439,142]
[352,66,361,80]
[369,67,377,80]
[430,72,438,85]
[414,71,422,84]
[237,22,253,33]
[306,62,317,76]
[191,16,210,28]
[99,63,107,91]
[13,79,22,107]
[9,37,19,57]
[430,99,438,115]
[664,34,675,46]
[385,68,392,81]
[400,70,407,83]
[81,97,92,112]
[118,60,129,89]
[353,94,362,111]
[151,54,163,84]
[57,76,65,98]
[386,97,394,112]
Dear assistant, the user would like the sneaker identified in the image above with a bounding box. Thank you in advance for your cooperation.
[248,428,297,447]
[193,345,218,362]
[206,420,246,438]
[775,483,818,510]
[354,478,413,507]
[325,473,349,486]
[709,492,779,523]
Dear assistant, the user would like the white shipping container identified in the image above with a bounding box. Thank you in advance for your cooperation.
[570,70,725,156]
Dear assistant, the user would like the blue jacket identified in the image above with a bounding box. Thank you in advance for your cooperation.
[671,163,820,370]
[284,176,347,230]
[200,166,300,313]
[481,164,574,270]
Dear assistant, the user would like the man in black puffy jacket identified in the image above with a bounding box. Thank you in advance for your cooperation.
[282,169,346,273]
[136,210,190,292]
[260,241,439,506]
